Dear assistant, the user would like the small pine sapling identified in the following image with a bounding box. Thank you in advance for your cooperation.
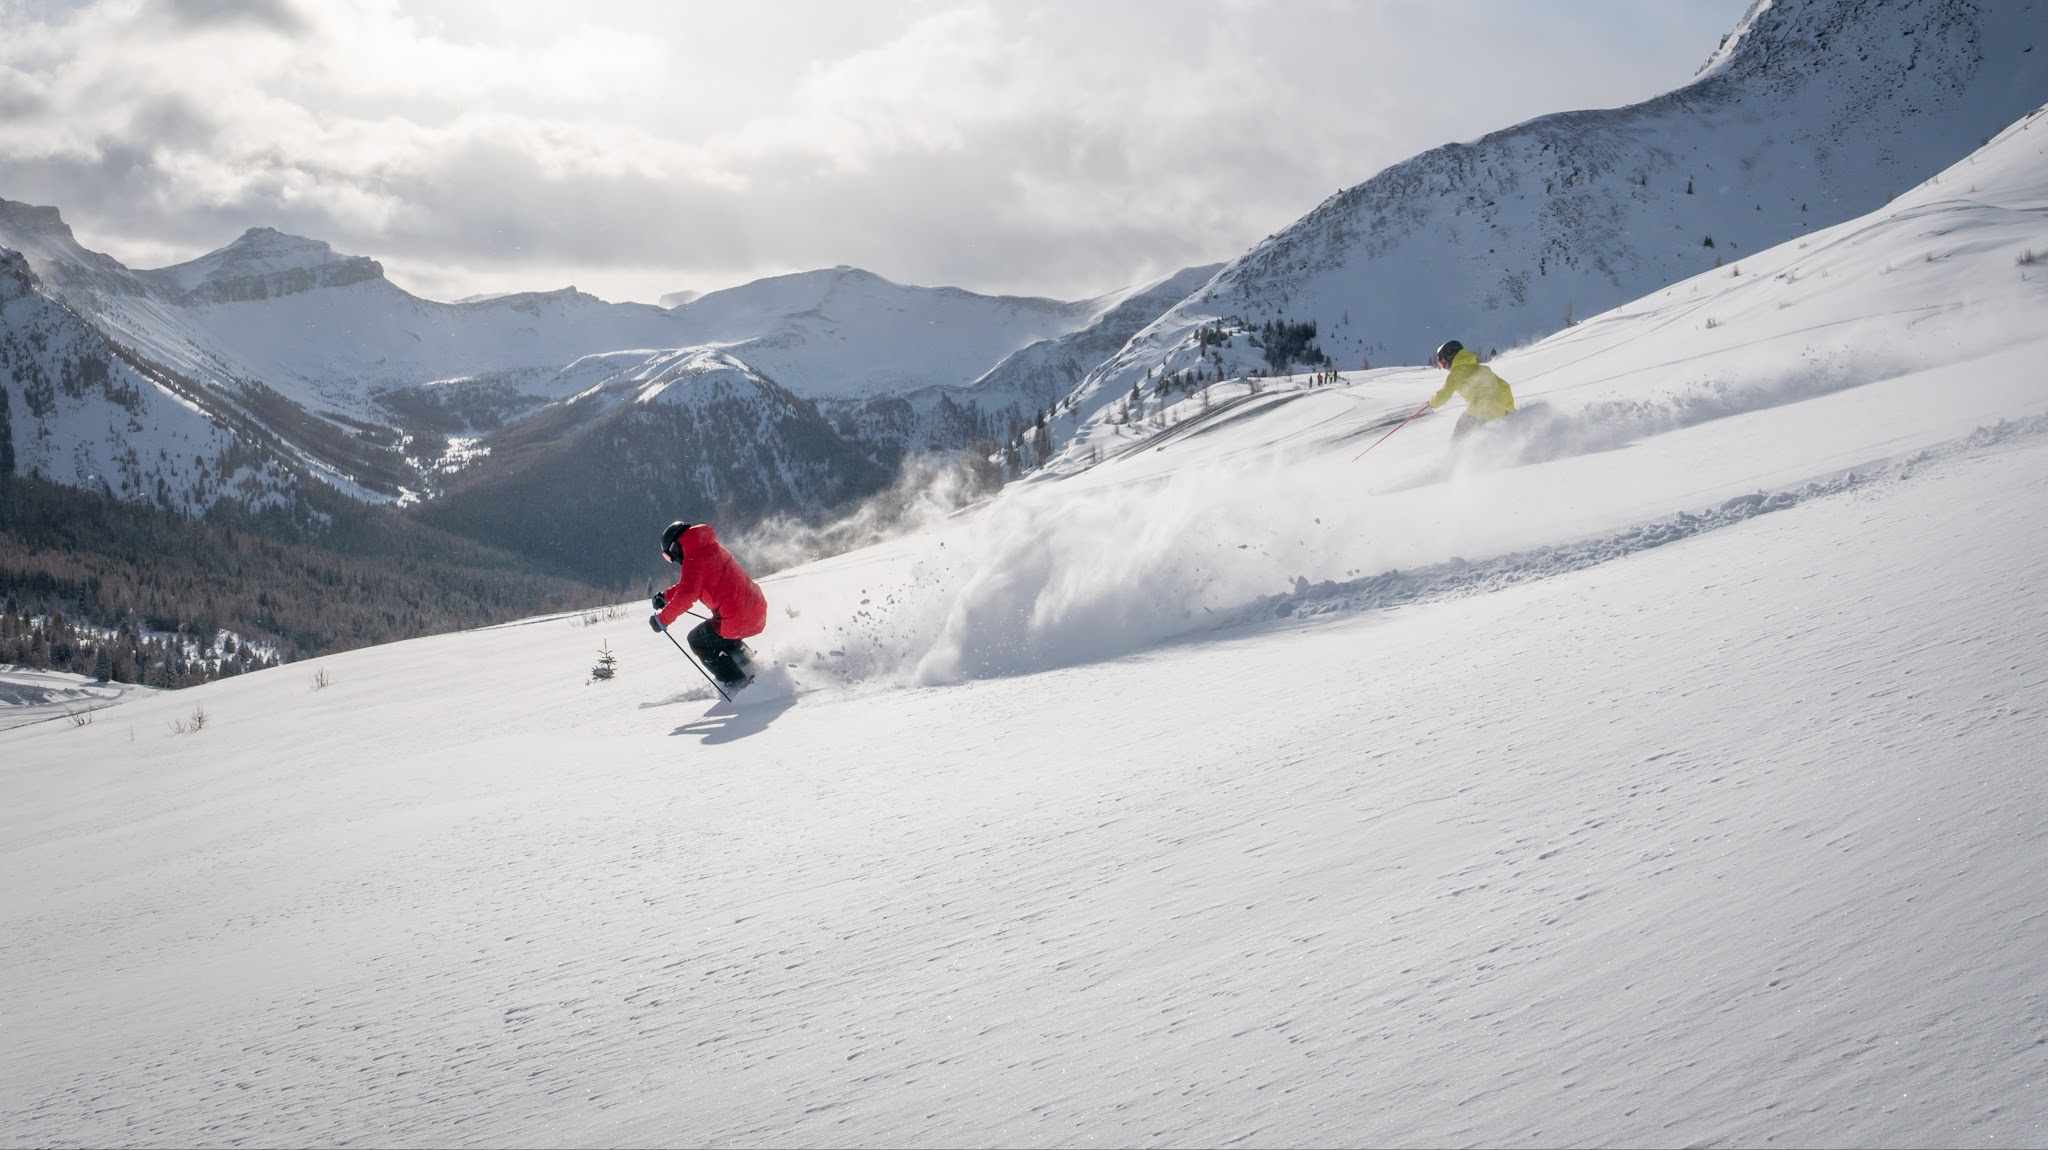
[589,642,619,683]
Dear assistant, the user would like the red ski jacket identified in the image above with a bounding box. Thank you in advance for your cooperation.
[657,524,767,639]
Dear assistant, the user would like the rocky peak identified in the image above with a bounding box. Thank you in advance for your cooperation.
[0,200,75,243]
[142,226,386,305]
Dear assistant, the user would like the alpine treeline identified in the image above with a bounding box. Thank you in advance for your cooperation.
[0,604,276,688]
[1254,319,1328,373]
[0,473,610,687]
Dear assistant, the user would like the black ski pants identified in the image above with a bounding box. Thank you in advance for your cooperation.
[687,619,752,685]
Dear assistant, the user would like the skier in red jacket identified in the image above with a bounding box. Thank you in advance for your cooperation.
[649,520,767,691]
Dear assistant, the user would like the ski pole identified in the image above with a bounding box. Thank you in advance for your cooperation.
[659,626,731,703]
[1350,403,1433,462]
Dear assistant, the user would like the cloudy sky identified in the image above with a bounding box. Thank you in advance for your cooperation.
[0,0,1752,305]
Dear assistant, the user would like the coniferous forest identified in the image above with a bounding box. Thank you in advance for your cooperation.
[0,473,611,688]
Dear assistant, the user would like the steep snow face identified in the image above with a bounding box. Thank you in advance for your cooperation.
[1061,0,2048,439]
[0,199,251,397]
[0,251,296,514]
[0,200,155,303]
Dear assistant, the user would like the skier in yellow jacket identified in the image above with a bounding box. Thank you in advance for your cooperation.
[1428,340,1515,439]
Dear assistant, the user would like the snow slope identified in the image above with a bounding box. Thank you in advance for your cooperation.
[4,105,2047,1148]
[1057,0,2048,443]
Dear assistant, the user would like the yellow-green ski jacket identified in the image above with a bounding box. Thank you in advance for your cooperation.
[1429,349,1516,421]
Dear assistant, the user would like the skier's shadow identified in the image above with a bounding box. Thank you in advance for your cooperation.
[670,695,795,743]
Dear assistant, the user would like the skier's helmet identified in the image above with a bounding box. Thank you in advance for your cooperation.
[1433,340,1465,369]
[660,520,694,563]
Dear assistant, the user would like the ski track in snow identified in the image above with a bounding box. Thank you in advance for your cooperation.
[1253,413,2048,629]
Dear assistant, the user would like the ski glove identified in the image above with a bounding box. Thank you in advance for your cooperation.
[651,592,666,611]
[648,613,666,633]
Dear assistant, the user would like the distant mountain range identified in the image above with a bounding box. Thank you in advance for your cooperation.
[0,198,1209,584]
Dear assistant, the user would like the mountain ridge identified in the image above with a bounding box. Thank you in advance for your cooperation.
[1046,0,2048,461]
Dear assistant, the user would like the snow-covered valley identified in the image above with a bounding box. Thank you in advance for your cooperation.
[4,95,2047,1148]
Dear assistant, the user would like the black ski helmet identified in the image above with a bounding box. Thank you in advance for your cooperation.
[660,520,694,563]
[1434,340,1465,369]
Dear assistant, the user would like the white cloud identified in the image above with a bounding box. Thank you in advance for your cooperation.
[0,0,1753,303]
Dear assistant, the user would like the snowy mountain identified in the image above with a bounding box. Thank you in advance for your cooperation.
[10,0,2044,527]
[963,263,1225,411]
[827,263,1225,460]
[5,100,2045,1148]
[0,207,1130,421]
[1053,0,2048,453]
[0,202,1171,530]
[135,226,387,305]
[414,349,891,584]
[667,265,1100,402]
[0,208,1121,419]
[0,201,501,506]
[0,247,302,514]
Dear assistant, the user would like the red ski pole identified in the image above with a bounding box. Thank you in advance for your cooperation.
[1351,403,1433,462]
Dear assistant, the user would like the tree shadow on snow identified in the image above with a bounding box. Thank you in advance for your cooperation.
[669,694,796,744]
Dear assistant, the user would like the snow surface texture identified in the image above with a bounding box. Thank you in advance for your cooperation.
[5,105,2048,1147]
